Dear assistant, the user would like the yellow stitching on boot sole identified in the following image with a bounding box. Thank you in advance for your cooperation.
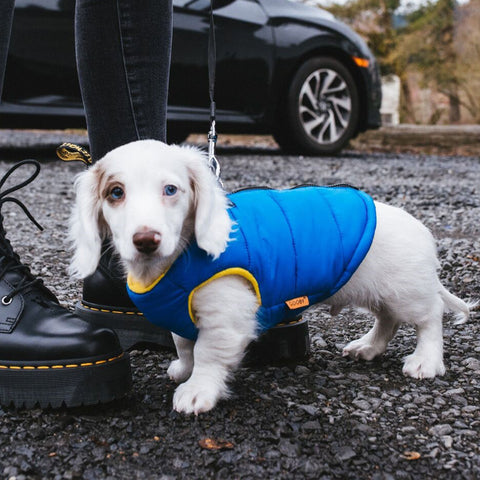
[81,303,143,316]
[276,317,305,327]
[83,303,302,325]
[0,353,124,371]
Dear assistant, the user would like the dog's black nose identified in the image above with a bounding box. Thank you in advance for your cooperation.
[133,231,161,254]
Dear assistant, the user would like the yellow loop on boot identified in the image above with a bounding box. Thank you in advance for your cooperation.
[56,143,92,166]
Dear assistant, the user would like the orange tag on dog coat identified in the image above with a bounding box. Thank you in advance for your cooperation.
[286,296,309,310]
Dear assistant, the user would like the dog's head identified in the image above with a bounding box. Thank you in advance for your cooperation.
[69,140,232,285]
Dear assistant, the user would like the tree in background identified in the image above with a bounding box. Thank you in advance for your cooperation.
[321,0,480,124]
[324,0,418,121]
[327,0,400,75]
[392,0,460,122]
[454,0,480,122]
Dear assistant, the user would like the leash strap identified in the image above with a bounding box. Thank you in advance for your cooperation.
[208,1,216,123]
[207,1,221,183]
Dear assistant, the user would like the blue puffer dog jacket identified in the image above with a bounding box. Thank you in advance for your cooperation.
[127,186,377,340]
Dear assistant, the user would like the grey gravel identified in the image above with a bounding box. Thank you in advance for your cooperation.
[0,142,479,479]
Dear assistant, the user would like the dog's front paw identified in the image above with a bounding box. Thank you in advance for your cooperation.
[173,380,221,415]
[167,359,193,383]
[402,353,446,379]
[342,338,384,361]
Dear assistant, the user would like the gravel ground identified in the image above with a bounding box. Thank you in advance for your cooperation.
[0,142,479,479]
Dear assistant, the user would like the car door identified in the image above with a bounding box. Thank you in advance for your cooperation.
[3,0,78,106]
[170,0,274,123]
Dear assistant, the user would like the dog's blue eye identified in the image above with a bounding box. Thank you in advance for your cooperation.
[110,186,124,200]
[164,185,177,196]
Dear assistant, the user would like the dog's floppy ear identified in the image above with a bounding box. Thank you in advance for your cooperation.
[68,165,108,278]
[186,148,232,258]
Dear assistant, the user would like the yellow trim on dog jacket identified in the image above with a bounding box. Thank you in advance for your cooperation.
[127,186,377,340]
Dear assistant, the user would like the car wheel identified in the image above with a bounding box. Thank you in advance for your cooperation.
[274,57,359,155]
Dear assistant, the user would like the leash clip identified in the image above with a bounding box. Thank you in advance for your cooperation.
[56,143,92,167]
[207,120,222,186]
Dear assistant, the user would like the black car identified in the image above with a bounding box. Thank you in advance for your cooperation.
[1,0,382,155]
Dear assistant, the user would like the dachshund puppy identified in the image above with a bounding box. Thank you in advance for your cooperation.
[69,140,474,414]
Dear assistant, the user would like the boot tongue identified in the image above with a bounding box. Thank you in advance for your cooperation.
[0,250,33,288]
[0,223,15,255]
[0,160,58,304]
[0,234,22,278]
[0,237,58,304]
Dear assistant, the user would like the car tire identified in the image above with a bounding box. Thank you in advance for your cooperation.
[274,57,359,155]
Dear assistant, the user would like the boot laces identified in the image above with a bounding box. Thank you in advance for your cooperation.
[0,160,44,305]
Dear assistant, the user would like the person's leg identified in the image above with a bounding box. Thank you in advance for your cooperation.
[73,0,175,350]
[75,0,173,161]
[0,2,131,409]
[0,0,15,99]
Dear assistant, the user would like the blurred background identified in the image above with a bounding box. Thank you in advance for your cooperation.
[305,0,480,126]
[1,0,478,157]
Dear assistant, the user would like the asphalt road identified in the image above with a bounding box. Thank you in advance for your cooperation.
[0,139,479,479]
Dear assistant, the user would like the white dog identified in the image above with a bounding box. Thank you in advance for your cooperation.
[69,139,474,415]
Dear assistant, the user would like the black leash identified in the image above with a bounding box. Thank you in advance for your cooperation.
[207,1,221,182]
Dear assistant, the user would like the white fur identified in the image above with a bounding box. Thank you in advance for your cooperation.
[69,140,231,285]
[69,139,474,414]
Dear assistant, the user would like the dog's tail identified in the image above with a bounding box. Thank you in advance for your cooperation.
[440,285,478,325]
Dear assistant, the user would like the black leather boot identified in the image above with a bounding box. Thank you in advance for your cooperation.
[76,246,175,350]
[0,160,131,408]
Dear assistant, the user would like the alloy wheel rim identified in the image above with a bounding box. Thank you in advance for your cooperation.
[298,68,352,146]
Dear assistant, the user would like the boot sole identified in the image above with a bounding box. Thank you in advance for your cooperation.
[0,352,131,409]
[76,301,310,365]
[76,301,175,349]
[244,316,311,366]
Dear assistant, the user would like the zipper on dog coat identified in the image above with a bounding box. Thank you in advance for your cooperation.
[127,186,377,340]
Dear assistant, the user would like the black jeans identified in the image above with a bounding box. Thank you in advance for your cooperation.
[0,1,14,101]
[0,0,172,161]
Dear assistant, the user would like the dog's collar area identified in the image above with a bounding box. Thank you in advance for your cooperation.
[127,271,169,294]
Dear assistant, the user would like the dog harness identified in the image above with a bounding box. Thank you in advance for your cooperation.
[127,186,377,340]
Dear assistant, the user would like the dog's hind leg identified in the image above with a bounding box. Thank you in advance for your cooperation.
[402,298,445,379]
[342,307,400,361]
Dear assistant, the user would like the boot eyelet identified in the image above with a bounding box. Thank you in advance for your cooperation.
[1,296,13,306]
